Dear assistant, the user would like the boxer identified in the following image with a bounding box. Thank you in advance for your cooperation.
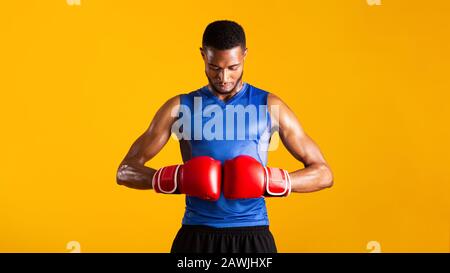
[117,20,334,253]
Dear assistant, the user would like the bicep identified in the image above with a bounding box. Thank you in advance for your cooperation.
[269,94,327,167]
[122,95,180,165]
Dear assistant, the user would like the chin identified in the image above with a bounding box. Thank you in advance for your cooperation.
[213,88,229,94]
[215,85,235,93]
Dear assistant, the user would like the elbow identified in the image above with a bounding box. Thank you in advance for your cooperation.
[116,176,124,186]
[324,178,334,189]
[320,164,334,189]
[116,173,124,186]
[116,164,127,186]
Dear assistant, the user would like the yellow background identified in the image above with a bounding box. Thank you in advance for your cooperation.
[1,0,449,253]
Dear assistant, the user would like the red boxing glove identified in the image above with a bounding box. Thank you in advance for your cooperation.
[152,156,222,201]
[223,155,291,199]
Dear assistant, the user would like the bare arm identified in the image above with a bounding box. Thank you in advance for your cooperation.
[116,95,180,190]
[268,93,334,193]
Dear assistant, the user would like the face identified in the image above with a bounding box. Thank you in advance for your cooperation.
[200,46,247,95]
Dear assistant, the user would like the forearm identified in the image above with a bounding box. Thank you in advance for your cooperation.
[116,161,156,190]
[289,163,333,193]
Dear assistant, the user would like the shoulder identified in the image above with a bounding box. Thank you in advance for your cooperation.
[152,95,181,123]
[267,92,281,104]
[267,93,289,110]
[266,93,299,131]
[162,94,181,109]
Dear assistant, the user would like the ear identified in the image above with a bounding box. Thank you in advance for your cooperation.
[243,47,248,59]
[199,47,205,58]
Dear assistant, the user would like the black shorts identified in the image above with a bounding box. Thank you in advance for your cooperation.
[170,225,278,253]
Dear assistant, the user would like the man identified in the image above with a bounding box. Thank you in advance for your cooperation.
[116,20,334,253]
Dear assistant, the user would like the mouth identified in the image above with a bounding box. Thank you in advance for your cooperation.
[217,83,232,89]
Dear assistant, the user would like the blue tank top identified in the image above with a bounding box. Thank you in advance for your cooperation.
[176,82,273,228]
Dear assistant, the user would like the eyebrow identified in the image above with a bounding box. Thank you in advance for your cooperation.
[208,63,240,68]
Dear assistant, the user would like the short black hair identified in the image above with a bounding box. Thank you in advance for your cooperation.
[202,20,246,51]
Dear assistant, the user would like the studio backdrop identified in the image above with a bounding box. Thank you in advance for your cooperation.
[0,0,449,252]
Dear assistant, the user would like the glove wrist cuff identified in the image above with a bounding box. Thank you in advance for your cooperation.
[153,165,182,194]
[264,167,291,197]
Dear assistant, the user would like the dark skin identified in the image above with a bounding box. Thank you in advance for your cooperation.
[117,46,334,192]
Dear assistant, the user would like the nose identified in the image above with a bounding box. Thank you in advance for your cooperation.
[218,69,230,82]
